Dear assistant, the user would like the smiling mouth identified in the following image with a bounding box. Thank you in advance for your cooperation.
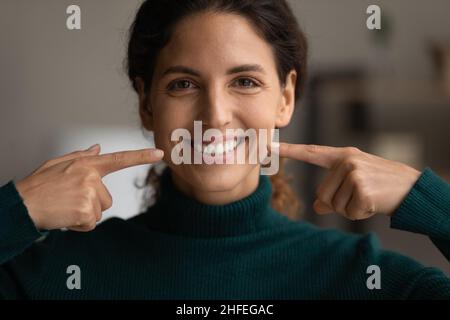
[187,136,246,156]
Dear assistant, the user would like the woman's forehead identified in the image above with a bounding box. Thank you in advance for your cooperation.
[155,12,277,76]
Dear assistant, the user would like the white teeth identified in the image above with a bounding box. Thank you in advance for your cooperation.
[191,138,241,155]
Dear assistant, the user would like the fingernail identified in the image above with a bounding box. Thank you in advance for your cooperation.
[87,144,100,151]
[153,149,164,158]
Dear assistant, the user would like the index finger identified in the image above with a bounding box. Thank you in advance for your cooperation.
[277,143,343,169]
[88,148,164,177]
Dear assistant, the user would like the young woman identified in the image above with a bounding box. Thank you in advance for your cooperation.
[1,0,449,299]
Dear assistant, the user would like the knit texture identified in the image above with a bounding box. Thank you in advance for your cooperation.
[1,167,450,299]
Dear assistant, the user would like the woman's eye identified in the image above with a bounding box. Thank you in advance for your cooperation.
[168,80,196,91]
[233,78,260,88]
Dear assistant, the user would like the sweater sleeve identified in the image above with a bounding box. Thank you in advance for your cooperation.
[0,180,51,299]
[0,180,47,265]
[389,167,450,298]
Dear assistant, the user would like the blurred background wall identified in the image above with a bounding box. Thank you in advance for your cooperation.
[1,0,450,274]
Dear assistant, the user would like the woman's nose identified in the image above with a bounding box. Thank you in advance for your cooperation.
[198,86,233,129]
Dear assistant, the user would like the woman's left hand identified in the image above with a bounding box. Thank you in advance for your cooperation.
[277,143,422,220]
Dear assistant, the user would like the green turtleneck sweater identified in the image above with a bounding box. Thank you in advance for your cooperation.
[1,167,450,299]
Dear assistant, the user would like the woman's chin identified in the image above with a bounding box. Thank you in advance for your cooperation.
[174,163,256,193]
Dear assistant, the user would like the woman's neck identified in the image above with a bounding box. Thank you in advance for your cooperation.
[170,166,261,205]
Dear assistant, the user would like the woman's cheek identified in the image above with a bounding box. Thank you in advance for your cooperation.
[151,109,175,151]
[239,99,277,129]
[240,96,279,149]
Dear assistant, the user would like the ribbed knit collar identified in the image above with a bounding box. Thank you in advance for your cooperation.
[145,168,280,238]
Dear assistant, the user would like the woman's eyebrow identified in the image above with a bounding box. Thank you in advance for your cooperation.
[161,64,266,77]
[162,66,200,77]
[226,64,266,75]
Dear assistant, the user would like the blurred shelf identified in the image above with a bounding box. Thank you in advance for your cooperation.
[367,77,450,107]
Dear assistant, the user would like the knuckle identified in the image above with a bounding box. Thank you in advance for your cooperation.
[353,189,375,215]
[88,217,97,229]
[75,169,100,187]
[346,208,360,221]
[354,184,371,201]
[367,204,376,215]
[66,151,83,159]
[348,170,363,185]
[72,150,86,157]
[360,193,376,213]
[82,211,93,225]
[112,152,125,164]
[80,221,96,232]
[342,158,357,171]
[306,144,319,153]
[83,169,100,182]
[342,155,361,171]
[83,186,97,202]
[63,161,76,174]
[345,146,360,154]
[105,197,113,210]
[65,158,88,174]
[78,203,94,223]
[359,192,372,204]
[101,201,112,212]
[73,157,89,167]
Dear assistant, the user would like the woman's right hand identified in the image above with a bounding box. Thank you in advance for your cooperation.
[14,144,164,232]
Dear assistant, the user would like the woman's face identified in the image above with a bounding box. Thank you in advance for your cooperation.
[138,12,296,203]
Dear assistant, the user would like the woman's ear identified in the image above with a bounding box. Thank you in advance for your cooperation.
[275,70,297,128]
[136,77,153,131]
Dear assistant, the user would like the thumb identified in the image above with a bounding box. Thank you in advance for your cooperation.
[85,143,101,154]
[313,199,334,215]
[33,144,102,175]
[60,143,102,161]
